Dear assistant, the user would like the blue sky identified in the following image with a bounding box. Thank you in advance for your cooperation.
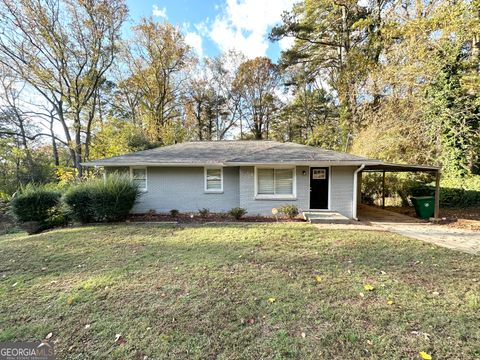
[125,0,296,61]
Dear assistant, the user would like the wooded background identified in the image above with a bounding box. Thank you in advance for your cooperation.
[0,0,479,198]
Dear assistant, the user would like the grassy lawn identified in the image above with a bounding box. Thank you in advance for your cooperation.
[0,223,479,359]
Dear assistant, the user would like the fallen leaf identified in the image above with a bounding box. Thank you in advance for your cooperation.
[411,331,431,340]
[364,284,375,291]
[268,297,276,303]
[419,351,432,360]
[115,334,127,345]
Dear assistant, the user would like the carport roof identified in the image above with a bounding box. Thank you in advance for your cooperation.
[362,163,439,172]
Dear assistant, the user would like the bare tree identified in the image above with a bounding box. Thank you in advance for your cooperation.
[232,57,281,140]
[0,0,127,177]
[204,51,246,140]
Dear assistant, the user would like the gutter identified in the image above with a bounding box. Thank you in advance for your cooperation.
[82,160,377,168]
[352,164,366,220]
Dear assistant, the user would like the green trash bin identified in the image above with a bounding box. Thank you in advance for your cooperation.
[410,196,435,219]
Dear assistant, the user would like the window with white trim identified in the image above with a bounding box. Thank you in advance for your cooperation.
[256,168,295,197]
[205,168,223,192]
[131,168,147,191]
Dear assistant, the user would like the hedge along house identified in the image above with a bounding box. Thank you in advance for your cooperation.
[83,141,441,220]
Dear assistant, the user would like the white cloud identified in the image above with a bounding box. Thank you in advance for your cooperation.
[209,0,296,58]
[279,36,295,51]
[185,32,203,58]
[152,5,167,18]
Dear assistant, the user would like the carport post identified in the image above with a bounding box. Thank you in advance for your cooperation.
[434,169,440,219]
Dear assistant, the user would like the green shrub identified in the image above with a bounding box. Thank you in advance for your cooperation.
[64,183,96,224]
[0,192,10,215]
[229,207,247,220]
[10,185,62,234]
[63,175,140,223]
[437,176,480,208]
[405,175,480,208]
[48,203,71,228]
[90,175,140,222]
[198,208,210,218]
[279,204,299,219]
[170,209,179,217]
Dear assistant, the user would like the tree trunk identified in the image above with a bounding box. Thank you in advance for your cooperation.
[47,109,59,166]
[74,110,83,178]
[55,101,76,168]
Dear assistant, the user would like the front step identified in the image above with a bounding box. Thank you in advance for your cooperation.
[303,211,351,224]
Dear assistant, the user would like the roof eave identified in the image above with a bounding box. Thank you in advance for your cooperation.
[224,160,376,166]
[81,162,226,167]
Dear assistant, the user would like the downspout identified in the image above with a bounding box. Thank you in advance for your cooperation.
[352,164,365,220]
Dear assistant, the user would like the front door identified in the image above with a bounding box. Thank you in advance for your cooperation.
[310,167,329,209]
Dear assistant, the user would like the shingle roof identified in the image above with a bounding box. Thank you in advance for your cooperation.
[82,140,438,171]
[82,140,371,166]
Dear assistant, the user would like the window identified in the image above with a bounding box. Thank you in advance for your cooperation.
[312,169,326,179]
[131,168,147,191]
[256,167,295,198]
[205,168,223,192]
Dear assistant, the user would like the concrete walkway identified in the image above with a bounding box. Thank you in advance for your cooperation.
[355,205,480,255]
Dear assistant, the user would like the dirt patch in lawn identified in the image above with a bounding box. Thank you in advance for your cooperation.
[128,212,305,223]
[385,206,480,231]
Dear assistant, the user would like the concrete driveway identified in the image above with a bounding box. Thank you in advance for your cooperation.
[357,205,480,255]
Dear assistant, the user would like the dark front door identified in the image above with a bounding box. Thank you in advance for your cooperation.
[310,167,329,209]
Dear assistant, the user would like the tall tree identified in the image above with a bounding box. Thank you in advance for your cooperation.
[273,65,339,147]
[232,57,280,140]
[270,0,382,147]
[425,50,480,176]
[121,18,195,143]
[353,0,480,176]
[183,52,245,141]
[184,77,222,141]
[205,51,246,139]
[0,0,127,177]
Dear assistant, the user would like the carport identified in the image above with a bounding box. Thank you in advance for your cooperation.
[355,162,441,220]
